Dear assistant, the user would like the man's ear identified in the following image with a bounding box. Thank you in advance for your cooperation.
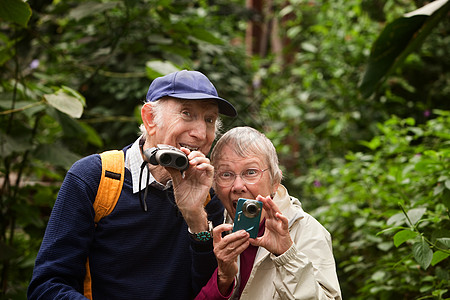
[141,103,157,136]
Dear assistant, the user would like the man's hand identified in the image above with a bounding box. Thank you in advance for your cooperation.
[167,148,214,232]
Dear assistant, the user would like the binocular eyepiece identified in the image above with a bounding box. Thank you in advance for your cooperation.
[143,145,189,171]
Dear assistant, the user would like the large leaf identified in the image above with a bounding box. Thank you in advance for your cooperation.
[145,61,180,80]
[431,250,449,266]
[44,88,85,119]
[406,207,426,226]
[394,229,418,247]
[68,1,119,21]
[412,240,433,270]
[0,0,32,27]
[359,0,450,98]
[34,144,82,169]
[0,132,30,157]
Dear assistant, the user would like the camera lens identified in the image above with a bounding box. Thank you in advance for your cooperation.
[242,201,260,218]
[159,153,172,165]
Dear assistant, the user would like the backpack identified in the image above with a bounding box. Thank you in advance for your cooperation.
[84,150,125,300]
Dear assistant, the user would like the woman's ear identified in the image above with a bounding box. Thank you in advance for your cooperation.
[141,103,157,136]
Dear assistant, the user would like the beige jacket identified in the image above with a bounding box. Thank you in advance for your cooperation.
[229,185,342,300]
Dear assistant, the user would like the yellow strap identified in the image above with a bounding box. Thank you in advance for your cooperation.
[204,193,211,207]
[84,258,93,299]
[84,150,125,299]
[93,150,125,223]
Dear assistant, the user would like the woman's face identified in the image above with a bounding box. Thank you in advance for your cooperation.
[214,145,277,218]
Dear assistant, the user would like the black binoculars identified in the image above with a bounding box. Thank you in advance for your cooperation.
[144,145,189,171]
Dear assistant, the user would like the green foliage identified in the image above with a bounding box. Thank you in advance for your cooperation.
[303,111,450,299]
[1,0,251,297]
[1,0,449,298]
[360,0,450,98]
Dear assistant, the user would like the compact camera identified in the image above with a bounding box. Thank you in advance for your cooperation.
[143,144,189,171]
[232,198,263,239]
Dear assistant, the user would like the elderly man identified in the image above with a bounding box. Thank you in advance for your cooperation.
[28,70,237,299]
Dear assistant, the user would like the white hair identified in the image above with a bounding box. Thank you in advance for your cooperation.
[210,126,283,187]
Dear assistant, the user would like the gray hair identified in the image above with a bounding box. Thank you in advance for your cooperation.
[139,98,223,139]
[210,126,283,187]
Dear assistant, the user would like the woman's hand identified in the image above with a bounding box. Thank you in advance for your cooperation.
[213,224,250,295]
[250,195,293,256]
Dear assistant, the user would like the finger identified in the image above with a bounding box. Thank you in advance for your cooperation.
[257,196,277,220]
[213,224,233,244]
[179,147,192,156]
[275,212,289,229]
[261,195,282,220]
[220,230,249,250]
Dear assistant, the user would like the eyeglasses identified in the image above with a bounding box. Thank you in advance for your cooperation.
[215,168,269,187]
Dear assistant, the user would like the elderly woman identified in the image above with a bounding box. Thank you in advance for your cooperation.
[195,127,342,300]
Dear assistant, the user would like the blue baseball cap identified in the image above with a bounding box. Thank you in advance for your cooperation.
[145,70,237,117]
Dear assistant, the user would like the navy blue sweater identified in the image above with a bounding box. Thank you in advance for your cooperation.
[28,146,223,299]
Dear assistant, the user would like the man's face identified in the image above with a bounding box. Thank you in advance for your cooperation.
[151,98,219,155]
[213,145,275,218]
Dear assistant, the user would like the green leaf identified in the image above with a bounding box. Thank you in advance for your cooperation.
[0,0,32,27]
[359,0,450,98]
[406,207,426,226]
[436,238,450,249]
[190,28,223,45]
[34,144,82,169]
[0,132,30,157]
[47,108,87,138]
[79,122,103,148]
[145,61,180,80]
[68,2,119,21]
[0,240,17,260]
[44,89,84,119]
[394,229,418,247]
[431,250,449,266]
[412,240,433,270]
[445,179,450,190]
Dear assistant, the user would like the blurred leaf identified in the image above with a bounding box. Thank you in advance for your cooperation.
[191,28,223,45]
[68,1,119,21]
[412,240,433,270]
[0,240,17,261]
[406,207,426,226]
[47,108,87,138]
[394,229,418,247]
[79,122,103,147]
[145,61,180,80]
[34,144,81,169]
[431,250,449,266]
[436,237,450,249]
[0,0,32,27]
[359,0,450,98]
[44,89,84,119]
[0,132,30,157]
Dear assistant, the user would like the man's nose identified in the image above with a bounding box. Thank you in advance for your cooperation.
[189,120,207,140]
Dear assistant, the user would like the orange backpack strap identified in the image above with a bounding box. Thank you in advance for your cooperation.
[84,150,125,299]
[93,150,125,223]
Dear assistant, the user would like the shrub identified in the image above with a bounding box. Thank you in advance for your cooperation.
[304,111,450,299]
